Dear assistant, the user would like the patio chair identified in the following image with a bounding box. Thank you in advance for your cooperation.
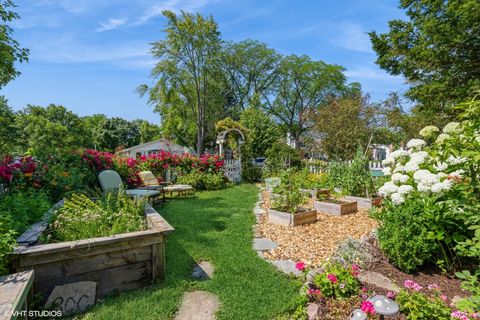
[98,170,161,204]
[138,171,195,198]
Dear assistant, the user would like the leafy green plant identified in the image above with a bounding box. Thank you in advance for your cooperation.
[265,141,302,173]
[176,171,225,190]
[312,262,361,299]
[327,149,375,197]
[48,191,146,242]
[454,270,480,313]
[201,173,225,190]
[374,196,440,273]
[271,184,308,214]
[0,191,51,275]
[397,288,451,320]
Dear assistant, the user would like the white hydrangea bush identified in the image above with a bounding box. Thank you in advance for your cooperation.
[377,120,478,206]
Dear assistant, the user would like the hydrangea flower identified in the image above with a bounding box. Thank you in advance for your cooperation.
[419,125,440,138]
[391,173,409,184]
[378,182,398,196]
[404,161,420,173]
[435,133,451,144]
[433,162,448,171]
[382,167,392,176]
[393,164,405,173]
[443,122,461,134]
[409,151,428,164]
[397,185,413,195]
[406,139,426,150]
[390,149,408,159]
[447,156,467,165]
[391,192,405,205]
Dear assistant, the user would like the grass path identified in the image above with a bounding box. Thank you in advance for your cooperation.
[83,184,301,320]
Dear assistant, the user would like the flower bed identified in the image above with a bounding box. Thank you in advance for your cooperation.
[11,200,174,315]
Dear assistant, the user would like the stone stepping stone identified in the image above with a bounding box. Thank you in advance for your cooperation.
[307,302,320,320]
[175,291,220,320]
[191,261,214,281]
[358,271,399,293]
[253,206,265,215]
[270,260,302,276]
[253,238,278,251]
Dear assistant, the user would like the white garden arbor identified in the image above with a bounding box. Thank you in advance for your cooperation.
[216,128,245,183]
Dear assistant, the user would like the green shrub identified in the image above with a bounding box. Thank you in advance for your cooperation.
[271,184,308,214]
[312,261,361,298]
[455,270,480,313]
[374,197,440,273]
[48,191,146,242]
[201,173,225,190]
[177,171,226,190]
[0,191,51,275]
[397,288,451,320]
[265,141,302,173]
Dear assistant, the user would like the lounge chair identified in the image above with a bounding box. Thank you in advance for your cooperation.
[98,170,162,204]
[138,171,195,198]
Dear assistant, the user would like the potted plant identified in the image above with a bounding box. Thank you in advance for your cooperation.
[268,184,317,226]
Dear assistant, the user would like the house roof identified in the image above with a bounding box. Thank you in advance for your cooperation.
[116,138,193,154]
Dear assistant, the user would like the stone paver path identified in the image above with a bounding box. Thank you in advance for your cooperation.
[253,238,278,251]
[175,291,220,320]
[270,260,302,276]
[191,261,214,281]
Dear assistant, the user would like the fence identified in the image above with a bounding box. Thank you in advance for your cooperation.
[306,160,385,174]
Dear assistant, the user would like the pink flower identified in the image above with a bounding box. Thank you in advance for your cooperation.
[307,288,315,295]
[361,287,367,293]
[295,262,306,271]
[404,279,422,291]
[451,310,470,320]
[327,274,337,283]
[440,294,448,302]
[361,300,375,315]
[314,289,321,295]
[386,291,396,299]
[428,283,439,291]
[361,293,368,300]
[471,313,479,319]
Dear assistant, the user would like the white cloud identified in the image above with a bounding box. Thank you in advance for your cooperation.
[96,18,128,32]
[333,22,373,53]
[134,0,217,25]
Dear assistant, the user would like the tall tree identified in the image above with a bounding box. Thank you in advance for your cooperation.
[94,117,140,152]
[221,40,280,113]
[0,0,29,88]
[15,105,86,155]
[0,97,17,155]
[369,0,480,115]
[262,54,349,147]
[314,95,380,160]
[240,107,281,158]
[131,119,162,143]
[141,10,223,154]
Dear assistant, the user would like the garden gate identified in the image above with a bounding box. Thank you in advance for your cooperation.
[216,129,245,183]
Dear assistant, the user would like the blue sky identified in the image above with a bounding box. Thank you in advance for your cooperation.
[2,0,407,121]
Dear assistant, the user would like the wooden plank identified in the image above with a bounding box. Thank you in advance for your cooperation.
[14,235,162,268]
[0,270,34,320]
[35,261,151,302]
[14,228,164,257]
[145,205,175,234]
[151,241,165,280]
[17,200,63,245]
[97,278,152,299]
[31,246,152,282]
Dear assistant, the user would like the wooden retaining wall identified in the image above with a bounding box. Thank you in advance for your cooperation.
[11,204,174,304]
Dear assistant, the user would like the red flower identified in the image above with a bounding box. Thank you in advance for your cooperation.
[295,262,306,271]
[327,274,337,283]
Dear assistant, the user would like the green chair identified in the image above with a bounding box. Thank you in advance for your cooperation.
[98,170,161,204]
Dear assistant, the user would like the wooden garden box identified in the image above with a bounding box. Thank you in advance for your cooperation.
[268,208,317,226]
[343,196,383,209]
[300,188,331,199]
[314,199,358,216]
[11,202,174,311]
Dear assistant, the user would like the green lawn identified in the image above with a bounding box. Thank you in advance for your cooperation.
[83,184,301,320]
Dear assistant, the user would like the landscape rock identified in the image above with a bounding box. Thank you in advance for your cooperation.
[306,303,319,320]
[45,281,97,315]
[253,238,278,251]
[191,261,214,280]
[175,291,220,320]
[358,271,399,293]
[270,260,302,276]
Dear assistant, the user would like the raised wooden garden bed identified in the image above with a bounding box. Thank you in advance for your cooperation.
[314,199,358,216]
[343,195,383,209]
[10,202,174,315]
[268,208,317,226]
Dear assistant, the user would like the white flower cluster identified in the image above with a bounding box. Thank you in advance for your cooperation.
[378,133,459,205]
[443,122,461,134]
[419,125,439,138]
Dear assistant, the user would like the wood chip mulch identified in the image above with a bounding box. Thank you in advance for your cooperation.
[255,208,378,267]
